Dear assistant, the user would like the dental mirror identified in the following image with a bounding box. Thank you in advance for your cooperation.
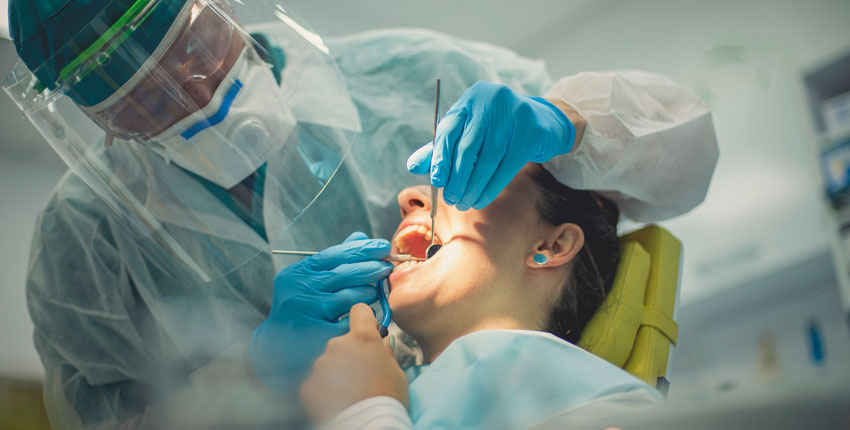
[426,243,441,259]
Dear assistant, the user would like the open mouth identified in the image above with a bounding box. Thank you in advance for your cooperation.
[392,223,441,273]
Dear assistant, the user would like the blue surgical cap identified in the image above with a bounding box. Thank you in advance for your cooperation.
[8,0,188,107]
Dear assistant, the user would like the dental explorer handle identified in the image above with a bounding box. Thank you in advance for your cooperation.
[271,250,425,262]
[429,79,441,248]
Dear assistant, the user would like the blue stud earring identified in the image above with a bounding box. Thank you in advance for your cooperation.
[533,253,548,265]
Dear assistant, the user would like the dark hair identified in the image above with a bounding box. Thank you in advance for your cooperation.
[529,165,620,344]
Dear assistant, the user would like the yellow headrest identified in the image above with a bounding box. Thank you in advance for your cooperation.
[578,241,651,367]
[578,225,682,387]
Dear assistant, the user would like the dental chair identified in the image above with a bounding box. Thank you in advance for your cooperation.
[578,225,682,396]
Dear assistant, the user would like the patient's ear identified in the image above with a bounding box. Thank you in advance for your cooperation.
[526,223,584,269]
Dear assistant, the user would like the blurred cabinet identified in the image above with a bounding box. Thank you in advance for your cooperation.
[668,251,850,405]
[804,51,850,322]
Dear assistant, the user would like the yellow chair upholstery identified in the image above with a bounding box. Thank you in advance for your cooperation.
[578,225,682,391]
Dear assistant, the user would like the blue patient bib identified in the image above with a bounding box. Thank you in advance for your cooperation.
[403,330,660,429]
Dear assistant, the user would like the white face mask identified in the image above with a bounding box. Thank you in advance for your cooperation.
[149,47,297,189]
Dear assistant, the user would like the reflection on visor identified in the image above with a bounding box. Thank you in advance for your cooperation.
[90,0,245,140]
[2,0,361,283]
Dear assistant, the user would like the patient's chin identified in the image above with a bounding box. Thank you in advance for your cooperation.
[386,297,418,330]
[388,281,429,318]
[387,283,417,310]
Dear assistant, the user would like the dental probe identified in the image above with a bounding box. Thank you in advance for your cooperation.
[271,250,426,262]
[427,79,442,260]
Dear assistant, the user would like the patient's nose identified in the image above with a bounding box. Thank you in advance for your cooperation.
[398,185,431,218]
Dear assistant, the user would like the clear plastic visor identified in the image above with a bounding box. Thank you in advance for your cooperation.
[3,0,361,282]
[88,0,241,140]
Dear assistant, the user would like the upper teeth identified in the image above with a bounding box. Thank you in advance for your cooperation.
[394,224,435,254]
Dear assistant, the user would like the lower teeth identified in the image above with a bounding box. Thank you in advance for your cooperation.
[393,261,422,272]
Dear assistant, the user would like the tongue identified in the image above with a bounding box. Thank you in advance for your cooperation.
[399,231,431,259]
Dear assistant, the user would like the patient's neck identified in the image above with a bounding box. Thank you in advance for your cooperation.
[417,315,539,364]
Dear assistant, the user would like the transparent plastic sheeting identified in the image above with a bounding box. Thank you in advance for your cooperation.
[3,0,361,282]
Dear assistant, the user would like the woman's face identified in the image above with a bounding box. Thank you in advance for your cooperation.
[388,164,547,335]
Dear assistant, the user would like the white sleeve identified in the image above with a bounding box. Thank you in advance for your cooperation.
[321,396,413,430]
[542,70,719,222]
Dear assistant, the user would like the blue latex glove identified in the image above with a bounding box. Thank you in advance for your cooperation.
[407,81,576,210]
[249,232,393,392]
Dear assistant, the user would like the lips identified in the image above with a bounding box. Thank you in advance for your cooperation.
[390,220,442,277]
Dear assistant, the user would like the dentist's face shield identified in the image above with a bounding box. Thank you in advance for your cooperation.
[4,0,362,281]
[88,0,242,141]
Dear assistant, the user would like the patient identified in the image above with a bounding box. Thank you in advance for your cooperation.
[389,163,619,358]
[301,163,662,429]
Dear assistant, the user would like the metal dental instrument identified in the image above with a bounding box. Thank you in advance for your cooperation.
[426,79,442,260]
[271,250,425,262]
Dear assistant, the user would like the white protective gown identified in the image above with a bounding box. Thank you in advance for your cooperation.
[26,28,717,429]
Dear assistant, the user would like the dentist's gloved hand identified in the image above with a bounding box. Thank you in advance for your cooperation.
[407,81,577,210]
[249,232,393,392]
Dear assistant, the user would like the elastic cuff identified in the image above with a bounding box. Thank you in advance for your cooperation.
[322,396,412,430]
[530,95,576,154]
